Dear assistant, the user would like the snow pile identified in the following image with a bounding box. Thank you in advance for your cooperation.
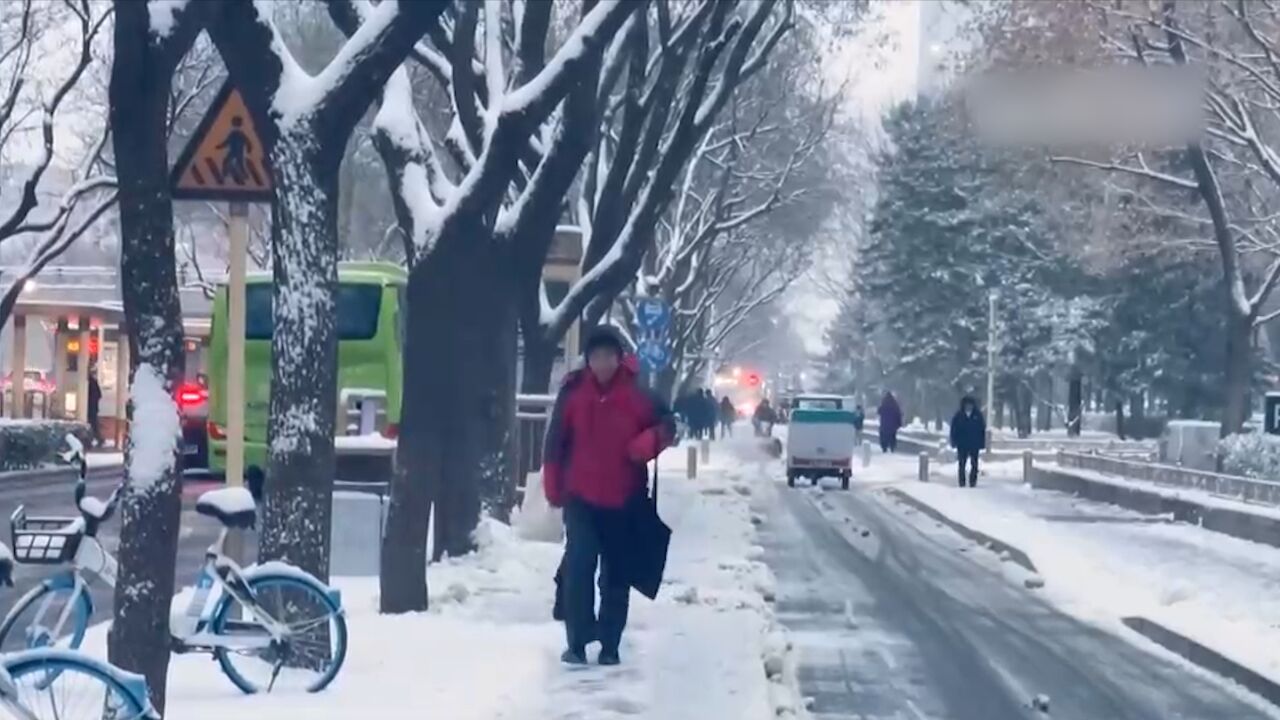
[126,364,181,490]
[1218,431,1280,481]
[149,448,795,718]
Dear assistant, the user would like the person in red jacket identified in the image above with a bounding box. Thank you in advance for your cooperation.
[543,326,674,666]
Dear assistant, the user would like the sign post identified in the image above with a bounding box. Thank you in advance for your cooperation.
[170,82,272,562]
[633,297,673,388]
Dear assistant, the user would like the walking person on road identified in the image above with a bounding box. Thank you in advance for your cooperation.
[851,403,866,446]
[877,391,902,453]
[719,396,737,438]
[949,395,986,487]
[543,326,675,666]
[753,398,777,437]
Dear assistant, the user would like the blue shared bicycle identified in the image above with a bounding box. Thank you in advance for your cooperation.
[0,436,348,695]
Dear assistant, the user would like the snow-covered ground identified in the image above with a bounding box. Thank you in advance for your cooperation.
[82,443,802,719]
[886,456,1280,686]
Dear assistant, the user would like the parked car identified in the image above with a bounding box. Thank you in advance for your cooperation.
[178,374,209,469]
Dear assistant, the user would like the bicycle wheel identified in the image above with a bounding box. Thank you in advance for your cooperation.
[0,581,92,654]
[209,573,347,694]
[3,653,149,720]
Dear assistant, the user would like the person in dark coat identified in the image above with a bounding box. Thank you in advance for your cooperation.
[701,389,718,440]
[673,390,697,439]
[950,395,987,487]
[851,403,866,445]
[753,398,776,437]
[719,396,737,438]
[544,326,675,666]
[877,391,902,453]
[87,368,103,448]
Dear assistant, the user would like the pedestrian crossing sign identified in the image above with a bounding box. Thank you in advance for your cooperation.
[170,82,272,202]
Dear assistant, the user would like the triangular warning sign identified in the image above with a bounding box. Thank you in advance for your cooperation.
[170,82,272,202]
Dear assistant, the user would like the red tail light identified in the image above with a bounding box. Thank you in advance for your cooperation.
[207,421,226,440]
[177,382,208,408]
[380,423,399,440]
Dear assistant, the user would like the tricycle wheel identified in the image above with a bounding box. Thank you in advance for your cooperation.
[841,472,851,491]
[786,471,796,487]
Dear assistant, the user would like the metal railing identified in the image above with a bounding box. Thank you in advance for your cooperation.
[1056,450,1280,507]
[515,394,555,501]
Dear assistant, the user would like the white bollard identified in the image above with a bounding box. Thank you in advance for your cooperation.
[918,452,929,483]
[687,445,698,479]
[700,439,711,464]
[1022,450,1033,484]
[861,441,871,468]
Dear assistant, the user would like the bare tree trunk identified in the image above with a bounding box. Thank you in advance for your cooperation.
[1067,366,1083,437]
[1037,374,1052,432]
[1114,398,1126,440]
[258,131,341,583]
[1015,382,1033,439]
[1130,392,1145,439]
[106,3,196,711]
[1222,311,1253,437]
[382,230,519,613]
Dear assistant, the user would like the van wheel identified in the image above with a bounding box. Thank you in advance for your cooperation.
[786,471,796,488]
[841,472,850,491]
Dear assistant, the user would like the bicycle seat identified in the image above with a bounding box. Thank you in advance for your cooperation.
[195,487,257,529]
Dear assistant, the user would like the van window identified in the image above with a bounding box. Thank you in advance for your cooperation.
[794,397,841,411]
[245,284,383,340]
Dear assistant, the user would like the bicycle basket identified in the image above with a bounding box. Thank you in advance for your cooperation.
[9,507,82,565]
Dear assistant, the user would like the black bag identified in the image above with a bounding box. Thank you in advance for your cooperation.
[624,461,671,600]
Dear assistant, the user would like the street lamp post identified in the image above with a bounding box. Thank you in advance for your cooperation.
[986,290,997,452]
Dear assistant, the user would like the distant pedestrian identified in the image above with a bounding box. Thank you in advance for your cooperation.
[87,368,103,448]
[543,326,675,666]
[719,396,737,438]
[877,391,901,453]
[950,396,986,487]
[702,389,719,441]
[674,390,697,439]
[851,403,866,446]
[753,398,776,437]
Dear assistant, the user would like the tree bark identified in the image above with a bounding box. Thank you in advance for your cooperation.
[1114,399,1126,440]
[1222,310,1253,437]
[255,130,341,582]
[1067,366,1083,437]
[382,230,519,613]
[106,3,196,711]
[1015,382,1033,439]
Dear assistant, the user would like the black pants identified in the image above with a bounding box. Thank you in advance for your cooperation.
[958,448,980,486]
[563,500,630,653]
[879,432,897,453]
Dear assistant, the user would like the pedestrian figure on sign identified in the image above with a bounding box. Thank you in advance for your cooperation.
[543,326,675,667]
[878,391,902,453]
[950,395,986,487]
[719,396,737,438]
[217,115,252,184]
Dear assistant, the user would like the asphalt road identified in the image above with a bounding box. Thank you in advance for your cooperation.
[759,473,1276,720]
[0,470,225,639]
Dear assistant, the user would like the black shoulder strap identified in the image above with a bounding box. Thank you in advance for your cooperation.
[652,457,659,502]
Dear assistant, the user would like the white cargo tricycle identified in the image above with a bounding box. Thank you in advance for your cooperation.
[785,394,858,490]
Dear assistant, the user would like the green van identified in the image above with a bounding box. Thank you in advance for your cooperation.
[207,261,408,478]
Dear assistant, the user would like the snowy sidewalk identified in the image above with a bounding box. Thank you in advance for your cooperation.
[877,454,1280,688]
[147,441,800,719]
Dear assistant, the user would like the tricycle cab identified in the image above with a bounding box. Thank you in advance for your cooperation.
[785,394,857,490]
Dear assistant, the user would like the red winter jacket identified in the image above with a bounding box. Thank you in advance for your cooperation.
[542,358,675,509]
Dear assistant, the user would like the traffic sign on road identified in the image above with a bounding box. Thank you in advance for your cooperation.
[171,82,273,202]
[634,297,671,332]
[637,339,671,373]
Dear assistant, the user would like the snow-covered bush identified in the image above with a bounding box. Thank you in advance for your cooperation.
[1217,431,1280,481]
[0,420,91,472]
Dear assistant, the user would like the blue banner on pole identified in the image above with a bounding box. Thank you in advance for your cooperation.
[635,297,671,333]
